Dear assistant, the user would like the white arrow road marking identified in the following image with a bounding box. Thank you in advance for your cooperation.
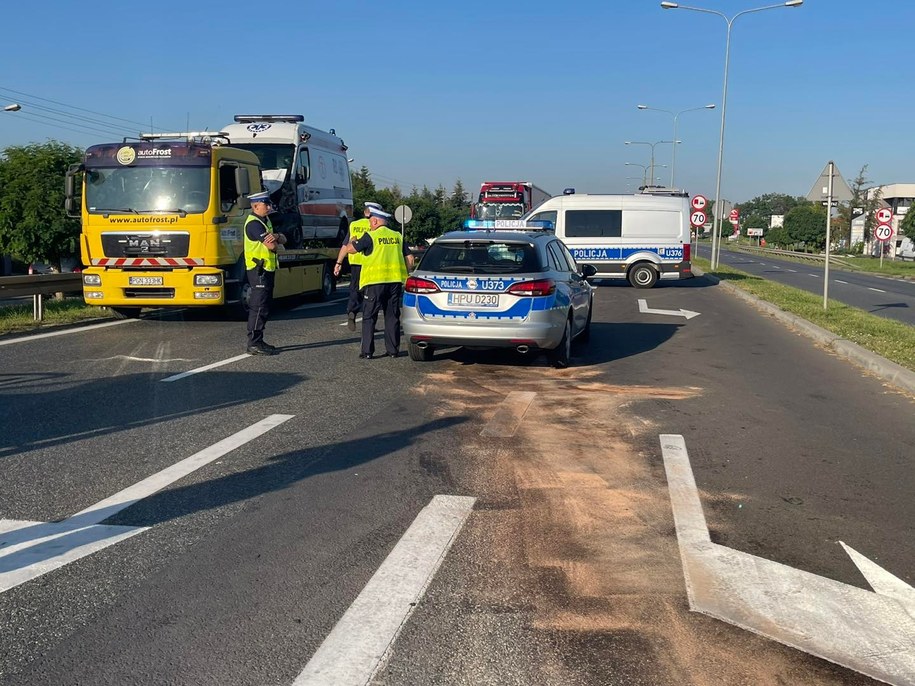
[660,434,915,685]
[295,495,476,686]
[0,414,293,593]
[638,299,700,320]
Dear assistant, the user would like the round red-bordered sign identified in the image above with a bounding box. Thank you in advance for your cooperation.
[874,224,893,242]
[691,195,708,211]
[875,208,892,224]
[690,211,707,227]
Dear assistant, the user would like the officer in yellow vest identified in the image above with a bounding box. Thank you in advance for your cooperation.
[336,207,414,358]
[244,190,286,355]
[333,201,382,331]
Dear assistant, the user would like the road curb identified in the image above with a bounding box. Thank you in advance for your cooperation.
[695,268,915,396]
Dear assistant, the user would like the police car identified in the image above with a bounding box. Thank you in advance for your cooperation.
[402,220,595,367]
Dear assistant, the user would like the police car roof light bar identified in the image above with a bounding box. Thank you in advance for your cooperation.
[462,219,555,232]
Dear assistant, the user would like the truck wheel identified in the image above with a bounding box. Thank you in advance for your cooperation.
[225,260,249,320]
[110,306,141,319]
[320,263,335,301]
[628,263,659,289]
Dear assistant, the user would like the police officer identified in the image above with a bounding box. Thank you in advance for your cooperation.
[334,201,383,331]
[244,190,286,355]
[335,207,414,358]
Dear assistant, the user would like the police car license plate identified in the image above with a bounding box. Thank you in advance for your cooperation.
[448,293,499,307]
[128,276,163,286]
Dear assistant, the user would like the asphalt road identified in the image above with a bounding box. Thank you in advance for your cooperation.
[0,278,911,685]
[696,243,915,326]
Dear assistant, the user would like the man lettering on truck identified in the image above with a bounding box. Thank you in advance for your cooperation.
[244,191,286,355]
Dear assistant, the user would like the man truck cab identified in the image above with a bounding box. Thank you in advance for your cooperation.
[221,114,353,247]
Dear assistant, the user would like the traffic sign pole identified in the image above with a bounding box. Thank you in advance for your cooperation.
[823,161,834,310]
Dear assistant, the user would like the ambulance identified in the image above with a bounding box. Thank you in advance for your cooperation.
[221,114,353,247]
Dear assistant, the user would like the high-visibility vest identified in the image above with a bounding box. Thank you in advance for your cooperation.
[359,226,407,287]
[347,218,370,266]
[244,214,277,272]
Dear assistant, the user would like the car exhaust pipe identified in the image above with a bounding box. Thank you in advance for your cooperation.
[415,341,429,350]
[516,345,530,354]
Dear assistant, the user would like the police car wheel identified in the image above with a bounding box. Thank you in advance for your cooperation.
[628,263,658,289]
[548,318,571,368]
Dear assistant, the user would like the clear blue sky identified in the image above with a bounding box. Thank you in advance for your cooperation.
[1,0,909,203]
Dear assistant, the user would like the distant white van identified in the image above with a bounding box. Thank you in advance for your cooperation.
[221,114,353,247]
[524,190,693,288]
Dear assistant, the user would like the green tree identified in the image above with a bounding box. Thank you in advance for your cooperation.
[899,205,915,239]
[736,193,805,236]
[0,141,83,268]
[846,165,871,247]
[784,203,827,251]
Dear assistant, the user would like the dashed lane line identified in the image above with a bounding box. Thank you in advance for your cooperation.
[0,318,135,347]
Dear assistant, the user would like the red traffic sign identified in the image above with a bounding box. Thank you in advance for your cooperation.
[729,208,740,221]
[874,224,893,242]
[690,210,707,227]
[691,195,708,211]
[875,208,892,224]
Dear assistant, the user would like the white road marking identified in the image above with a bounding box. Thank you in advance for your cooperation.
[339,316,364,326]
[786,269,797,273]
[868,287,886,293]
[0,318,135,347]
[291,296,348,312]
[835,280,849,284]
[295,495,476,686]
[481,391,536,437]
[809,273,820,278]
[638,299,700,320]
[660,434,915,685]
[160,354,252,382]
[0,414,293,593]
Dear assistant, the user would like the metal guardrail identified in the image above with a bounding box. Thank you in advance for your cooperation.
[734,245,856,269]
[0,273,83,321]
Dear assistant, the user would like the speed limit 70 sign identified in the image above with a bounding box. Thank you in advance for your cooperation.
[874,224,893,242]
[690,211,707,227]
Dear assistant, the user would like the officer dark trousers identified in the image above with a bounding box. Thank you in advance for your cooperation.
[246,269,275,346]
[347,264,363,315]
[361,283,402,356]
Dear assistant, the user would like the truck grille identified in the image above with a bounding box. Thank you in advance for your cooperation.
[124,288,175,299]
[102,232,190,258]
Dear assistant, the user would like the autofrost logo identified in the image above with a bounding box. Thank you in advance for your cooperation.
[116,146,136,165]
[246,123,271,133]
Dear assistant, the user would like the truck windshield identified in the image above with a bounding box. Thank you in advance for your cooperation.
[229,143,294,171]
[476,202,525,220]
[85,167,210,214]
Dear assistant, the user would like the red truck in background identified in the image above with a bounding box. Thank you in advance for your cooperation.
[471,181,551,220]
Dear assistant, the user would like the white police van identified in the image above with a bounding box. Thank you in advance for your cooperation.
[524,189,693,288]
[221,114,353,247]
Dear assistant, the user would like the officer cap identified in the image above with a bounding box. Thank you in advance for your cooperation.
[248,191,272,204]
[368,207,392,219]
[364,201,383,211]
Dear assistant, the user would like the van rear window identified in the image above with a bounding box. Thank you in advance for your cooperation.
[566,210,622,238]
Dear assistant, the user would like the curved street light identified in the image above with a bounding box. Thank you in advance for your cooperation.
[625,162,668,186]
[661,0,804,269]
[637,104,715,188]
[625,140,678,188]
[3,104,22,112]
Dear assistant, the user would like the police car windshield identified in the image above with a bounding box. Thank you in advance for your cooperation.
[476,203,525,220]
[420,241,541,274]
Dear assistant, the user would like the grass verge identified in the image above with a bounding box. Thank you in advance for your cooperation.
[694,256,915,374]
[0,297,112,336]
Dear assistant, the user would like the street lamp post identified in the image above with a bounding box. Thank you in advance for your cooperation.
[3,104,22,112]
[661,0,803,269]
[637,104,715,188]
[625,162,667,187]
[624,140,677,188]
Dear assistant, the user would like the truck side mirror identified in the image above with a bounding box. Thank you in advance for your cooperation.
[235,167,251,208]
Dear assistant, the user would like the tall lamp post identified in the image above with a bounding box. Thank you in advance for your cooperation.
[625,162,667,187]
[661,0,803,269]
[624,140,677,188]
[3,104,22,112]
[636,104,715,188]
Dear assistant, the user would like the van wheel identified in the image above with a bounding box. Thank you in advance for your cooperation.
[628,263,659,289]
[409,341,434,361]
[548,318,572,368]
[110,306,141,319]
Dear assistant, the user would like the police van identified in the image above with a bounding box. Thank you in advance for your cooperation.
[221,114,353,247]
[524,190,693,288]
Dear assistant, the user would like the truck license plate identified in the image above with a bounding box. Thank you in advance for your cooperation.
[448,293,499,307]
[128,276,163,286]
